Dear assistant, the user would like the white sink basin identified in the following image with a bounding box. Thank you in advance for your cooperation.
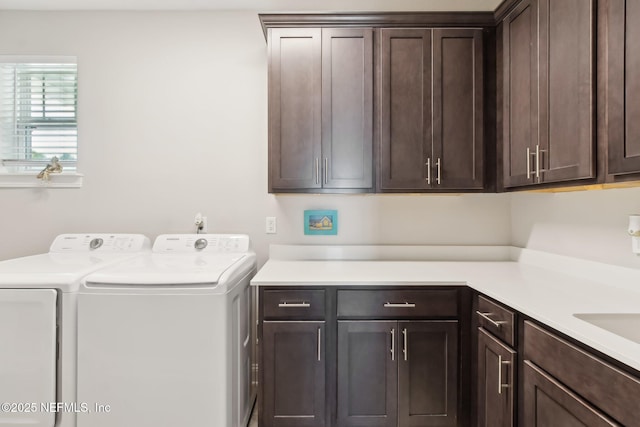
[573,313,640,344]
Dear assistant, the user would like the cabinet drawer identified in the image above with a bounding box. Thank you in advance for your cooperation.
[263,289,325,320]
[477,295,515,346]
[337,289,458,318]
[524,321,640,426]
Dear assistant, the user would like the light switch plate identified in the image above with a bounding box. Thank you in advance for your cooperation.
[266,217,277,234]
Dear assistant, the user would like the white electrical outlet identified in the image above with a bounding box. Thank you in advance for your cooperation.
[266,217,277,234]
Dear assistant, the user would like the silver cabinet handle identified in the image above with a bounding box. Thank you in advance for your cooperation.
[324,158,328,185]
[317,327,321,362]
[498,355,510,394]
[390,328,395,361]
[315,158,320,185]
[384,302,416,308]
[476,311,506,328]
[402,328,408,361]
[436,158,441,185]
[426,158,431,184]
[535,144,540,181]
[278,302,310,308]
[526,147,531,179]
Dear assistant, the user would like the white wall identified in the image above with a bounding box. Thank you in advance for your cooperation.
[511,187,640,270]
[0,11,512,267]
[6,10,638,271]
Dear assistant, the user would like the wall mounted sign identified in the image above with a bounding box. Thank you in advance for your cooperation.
[304,210,338,235]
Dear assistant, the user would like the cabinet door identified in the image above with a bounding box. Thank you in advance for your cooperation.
[502,0,538,188]
[262,321,325,427]
[268,28,322,191]
[605,0,640,175]
[337,321,397,427]
[322,28,373,189]
[477,328,516,427]
[432,29,484,190]
[538,0,595,183]
[522,361,618,427]
[398,321,459,427]
[379,29,432,191]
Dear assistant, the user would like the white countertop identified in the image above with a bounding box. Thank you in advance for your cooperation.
[251,246,640,373]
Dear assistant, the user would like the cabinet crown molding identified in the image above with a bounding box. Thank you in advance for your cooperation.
[258,12,495,40]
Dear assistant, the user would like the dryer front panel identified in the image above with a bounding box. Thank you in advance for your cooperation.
[0,289,57,427]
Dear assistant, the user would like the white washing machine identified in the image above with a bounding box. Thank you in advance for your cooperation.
[0,234,151,427]
[76,234,257,427]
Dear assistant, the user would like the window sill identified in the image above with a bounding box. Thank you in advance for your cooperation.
[0,173,84,188]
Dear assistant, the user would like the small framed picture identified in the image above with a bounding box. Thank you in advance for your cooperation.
[304,210,338,235]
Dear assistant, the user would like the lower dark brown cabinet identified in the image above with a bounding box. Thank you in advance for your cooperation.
[522,361,618,427]
[262,321,326,427]
[477,328,516,427]
[337,320,458,427]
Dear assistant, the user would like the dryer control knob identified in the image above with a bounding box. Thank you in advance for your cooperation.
[89,238,104,250]
[194,238,208,250]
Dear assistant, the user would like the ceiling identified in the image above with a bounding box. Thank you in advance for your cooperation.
[0,0,502,12]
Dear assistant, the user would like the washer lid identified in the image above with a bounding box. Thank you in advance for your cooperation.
[84,253,248,286]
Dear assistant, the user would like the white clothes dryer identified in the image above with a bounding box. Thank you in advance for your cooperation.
[0,234,151,427]
[76,234,257,427]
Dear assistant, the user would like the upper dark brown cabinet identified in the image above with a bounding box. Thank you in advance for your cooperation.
[379,28,484,192]
[502,0,537,188]
[268,27,373,192]
[502,0,595,188]
[603,0,640,176]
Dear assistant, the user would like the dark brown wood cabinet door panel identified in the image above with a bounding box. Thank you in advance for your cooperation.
[624,0,640,164]
[398,321,459,427]
[432,29,484,190]
[538,0,595,183]
[502,0,537,188]
[322,28,373,189]
[337,321,397,427]
[379,29,432,191]
[523,321,640,426]
[523,361,619,427]
[262,322,325,427]
[606,0,640,175]
[269,28,322,191]
[477,328,516,427]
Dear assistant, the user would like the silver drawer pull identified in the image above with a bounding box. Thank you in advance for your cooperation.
[278,302,310,308]
[476,311,507,328]
[384,302,416,308]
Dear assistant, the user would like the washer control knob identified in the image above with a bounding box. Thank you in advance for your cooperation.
[89,238,104,250]
[194,238,208,250]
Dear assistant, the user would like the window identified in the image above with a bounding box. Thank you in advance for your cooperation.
[0,56,81,187]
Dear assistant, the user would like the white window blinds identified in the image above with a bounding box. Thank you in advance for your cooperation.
[0,57,78,173]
